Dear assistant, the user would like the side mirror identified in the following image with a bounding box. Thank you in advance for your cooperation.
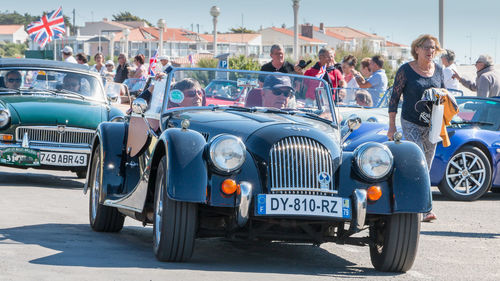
[341,116,362,143]
[132,98,148,115]
[104,82,122,103]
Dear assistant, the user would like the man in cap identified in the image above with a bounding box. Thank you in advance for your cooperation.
[261,75,295,109]
[453,54,500,97]
[158,55,171,72]
[61,46,77,64]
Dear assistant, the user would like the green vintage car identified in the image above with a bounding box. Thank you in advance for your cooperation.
[0,58,124,178]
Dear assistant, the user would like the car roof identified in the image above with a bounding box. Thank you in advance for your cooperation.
[0,58,95,75]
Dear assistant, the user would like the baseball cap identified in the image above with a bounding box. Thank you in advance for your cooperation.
[263,75,293,91]
[105,60,115,66]
[61,46,73,54]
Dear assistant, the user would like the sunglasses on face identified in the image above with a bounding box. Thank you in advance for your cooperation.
[7,78,21,83]
[183,90,201,98]
[271,88,293,97]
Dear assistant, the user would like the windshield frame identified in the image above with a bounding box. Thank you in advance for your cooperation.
[0,66,107,102]
[159,67,338,131]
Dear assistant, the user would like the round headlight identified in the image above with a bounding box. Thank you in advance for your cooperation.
[209,134,246,173]
[354,142,393,180]
[0,109,11,129]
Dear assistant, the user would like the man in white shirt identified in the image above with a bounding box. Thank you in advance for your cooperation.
[61,46,77,64]
[441,49,459,90]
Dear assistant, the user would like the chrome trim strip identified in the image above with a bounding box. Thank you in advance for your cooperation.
[236,181,252,227]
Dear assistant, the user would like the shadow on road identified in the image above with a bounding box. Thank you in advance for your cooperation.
[0,223,400,277]
[421,230,500,239]
[431,191,500,201]
[0,171,83,189]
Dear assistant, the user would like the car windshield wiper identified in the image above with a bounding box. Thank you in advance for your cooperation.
[255,107,292,114]
[451,120,494,126]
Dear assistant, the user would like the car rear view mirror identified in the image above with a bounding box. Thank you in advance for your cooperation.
[132,98,148,115]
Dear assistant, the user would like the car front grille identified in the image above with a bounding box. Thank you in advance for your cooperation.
[16,126,95,146]
[269,136,337,195]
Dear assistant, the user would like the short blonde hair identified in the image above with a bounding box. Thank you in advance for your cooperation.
[410,34,443,60]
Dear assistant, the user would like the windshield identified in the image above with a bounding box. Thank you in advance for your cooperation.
[205,80,244,101]
[452,97,500,131]
[0,68,105,100]
[156,68,337,124]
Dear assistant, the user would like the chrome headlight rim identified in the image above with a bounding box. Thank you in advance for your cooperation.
[0,108,11,130]
[353,142,393,181]
[209,134,246,173]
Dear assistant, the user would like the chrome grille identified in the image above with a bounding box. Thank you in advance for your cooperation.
[16,126,95,145]
[269,136,336,194]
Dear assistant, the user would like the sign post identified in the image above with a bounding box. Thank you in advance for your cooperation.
[215,53,230,80]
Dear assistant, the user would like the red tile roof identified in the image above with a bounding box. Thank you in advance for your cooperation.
[312,26,346,41]
[199,33,260,43]
[324,26,384,40]
[270,27,325,43]
[0,25,24,35]
[386,41,408,47]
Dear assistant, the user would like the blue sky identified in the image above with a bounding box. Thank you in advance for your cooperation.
[4,0,500,65]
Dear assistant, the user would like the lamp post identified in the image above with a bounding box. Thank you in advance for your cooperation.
[123,28,130,59]
[120,37,125,54]
[109,32,115,60]
[157,19,165,56]
[210,6,220,56]
[292,0,300,61]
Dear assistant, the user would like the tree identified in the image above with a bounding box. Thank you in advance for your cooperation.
[112,11,152,26]
[229,27,254,34]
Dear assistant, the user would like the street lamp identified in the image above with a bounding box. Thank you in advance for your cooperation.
[109,32,115,60]
[210,6,220,56]
[292,0,300,61]
[157,19,166,56]
[123,28,130,59]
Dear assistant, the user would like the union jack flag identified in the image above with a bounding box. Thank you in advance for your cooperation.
[315,65,327,79]
[26,7,65,48]
[148,50,158,76]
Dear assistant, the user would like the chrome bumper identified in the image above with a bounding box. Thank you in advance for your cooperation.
[236,181,253,227]
[0,142,91,154]
[349,189,367,233]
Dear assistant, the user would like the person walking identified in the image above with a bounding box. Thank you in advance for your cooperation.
[387,34,446,223]
[114,53,130,83]
[452,54,500,97]
[61,46,77,63]
[441,49,459,90]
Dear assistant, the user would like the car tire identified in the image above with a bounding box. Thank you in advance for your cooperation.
[438,146,492,201]
[153,155,197,262]
[369,213,420,272]
[88,147,125,232]
[76,170,86,179]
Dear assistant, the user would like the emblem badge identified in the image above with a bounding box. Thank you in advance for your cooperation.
[318,171,331,189]
[57,125,66,134]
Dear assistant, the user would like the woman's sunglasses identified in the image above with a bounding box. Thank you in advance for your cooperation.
[183,90,201,97]
[272,88,293,97]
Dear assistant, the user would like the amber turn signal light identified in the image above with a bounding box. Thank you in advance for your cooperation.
[221,179,239,195]
[0,134,13,141]
[367,186,382,201]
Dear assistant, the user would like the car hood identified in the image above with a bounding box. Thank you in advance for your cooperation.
[2,95,106,128]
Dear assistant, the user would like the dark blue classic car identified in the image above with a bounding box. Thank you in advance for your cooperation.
[84,68,432,272]
[342,95,500,201]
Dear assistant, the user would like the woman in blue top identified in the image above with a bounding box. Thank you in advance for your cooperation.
[388,34,445,222]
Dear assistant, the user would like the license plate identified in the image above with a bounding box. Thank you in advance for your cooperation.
[39,152,87,166]
[0,147,40,166]
[256,194,351,219]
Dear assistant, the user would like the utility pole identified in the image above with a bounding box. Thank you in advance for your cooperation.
[292,0,300,61]
[439,0,444,47]
[72,9,76,36]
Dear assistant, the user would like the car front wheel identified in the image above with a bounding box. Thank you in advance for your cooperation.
[153,155,197,262]
[369,213,420,272]
[88,147,124,232]
[438,146,492,201]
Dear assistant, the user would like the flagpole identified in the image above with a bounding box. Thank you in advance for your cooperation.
[53,39,57,61]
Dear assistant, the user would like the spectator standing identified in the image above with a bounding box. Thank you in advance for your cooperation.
[90,53,106,76]
[360,57,372,78]
[452,54,500,97]
[103,60,115,82]
[114,53,130,83]
[128,54,147,79]
[158,56,171,72]
[76,53,89,66]
[261,44,303,74]
[387,34,445,223]
[352,55,388,106]
[61,46,77,63]
[341,55,359,104]
[304,48,345,103]
[440,49,459,90]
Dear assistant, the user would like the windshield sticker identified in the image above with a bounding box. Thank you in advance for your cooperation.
[170,89,184,104]
[486,101,498,105]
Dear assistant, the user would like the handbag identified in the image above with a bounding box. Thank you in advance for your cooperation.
[429,102,444,144]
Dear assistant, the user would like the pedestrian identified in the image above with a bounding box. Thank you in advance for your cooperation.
[352,55,388,106]
[387,34,445,223]
[128,54,147,79]
[440,49,459,91]
[452,54,500,97]
[75,53,89,66]
[304,48,345,104]
[114,53,129,83]
[260,44,303,74]
[341,54,359,104]
[90,53,107,77]
[158,55,171,72]
[61,46,77,63]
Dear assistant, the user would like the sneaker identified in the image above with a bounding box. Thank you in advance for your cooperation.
[422,211,437,222]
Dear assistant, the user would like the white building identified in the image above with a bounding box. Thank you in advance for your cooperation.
[260,27,327,60]
[0,25,28,44]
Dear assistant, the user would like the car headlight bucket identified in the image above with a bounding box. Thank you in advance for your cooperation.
[353,142,393,180]
[0,109,11,129]
[209,134,246,173]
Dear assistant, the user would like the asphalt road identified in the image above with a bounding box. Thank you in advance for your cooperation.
[1,167,499,281]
